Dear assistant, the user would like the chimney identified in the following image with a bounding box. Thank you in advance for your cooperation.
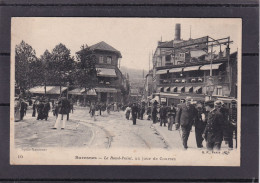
[175,23,181,40]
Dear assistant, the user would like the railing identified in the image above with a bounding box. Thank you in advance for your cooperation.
[159,75,228,85]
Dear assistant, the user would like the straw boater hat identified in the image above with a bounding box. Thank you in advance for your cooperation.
[214,100,224,107]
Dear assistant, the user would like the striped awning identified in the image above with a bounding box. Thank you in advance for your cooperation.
[185,86,193,92]
[183,65,201,72]
[169,67,183,73]
[164,87,170,92]
[96,68,117,77]
[156,69,168,75]
[200,63,222,70]
[170,86,177,92]
[177,86,185,93]
[68,88,85,95]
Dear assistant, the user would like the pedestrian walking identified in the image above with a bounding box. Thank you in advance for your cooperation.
[175,97,196,149]
[167,103,176,131]
[152,103,158,124]
[53,97,70,129]
[203,100,224,150]
[159,103,168,127]
[32,100,37,117]
[107,103,111,114]
[194,101,207,148]
[43,99,51,121]
[125,105,131,120]
[37,100,45,120]
[216,100,234,149]
[131,103,138,125]
[114,102,117,112]
[89,102,96,121]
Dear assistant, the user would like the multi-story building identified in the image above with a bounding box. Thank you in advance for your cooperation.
[71,41,127,104]
[152,24,237,105]
[143,70,153,102]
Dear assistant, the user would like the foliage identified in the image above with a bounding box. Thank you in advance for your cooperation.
[75,47,97,91]
[15,41,38,90]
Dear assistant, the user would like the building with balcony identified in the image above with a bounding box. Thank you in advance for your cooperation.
[152,24,237,105]
[71,41,127,104]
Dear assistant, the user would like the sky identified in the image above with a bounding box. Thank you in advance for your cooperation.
[11,18,241,70]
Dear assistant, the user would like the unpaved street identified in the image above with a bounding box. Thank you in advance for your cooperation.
[15,106,232,150]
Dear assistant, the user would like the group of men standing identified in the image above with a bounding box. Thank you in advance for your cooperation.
[129,96,235,151]
[175,97,235,150]
[125,103,146,125]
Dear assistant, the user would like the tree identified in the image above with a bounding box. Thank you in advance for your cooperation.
[48,44,74,93]
[15,41,38,90]
[75,46,97,91]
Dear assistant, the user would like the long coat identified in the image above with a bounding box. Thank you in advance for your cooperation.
[203,109,224,143]
[175,103,196,127]
[58,99,70,115]
[131,106,138,118]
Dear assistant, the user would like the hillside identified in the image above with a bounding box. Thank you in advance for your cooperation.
[119,66,148,87]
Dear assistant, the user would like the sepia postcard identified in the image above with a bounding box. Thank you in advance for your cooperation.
[10,18,241,166]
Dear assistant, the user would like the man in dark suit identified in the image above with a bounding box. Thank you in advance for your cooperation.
[194,101,207,148]
[159,103,168,127]
[175,97,196,149]
[203,100,224,150]
[131,103,138,125]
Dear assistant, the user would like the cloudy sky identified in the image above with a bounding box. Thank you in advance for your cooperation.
[12,18,241,70]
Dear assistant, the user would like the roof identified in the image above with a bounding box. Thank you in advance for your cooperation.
[89,41,122,57]
[29,86,68,94]
[159,40,174,48]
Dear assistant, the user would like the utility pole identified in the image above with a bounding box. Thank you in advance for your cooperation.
[149,52,151,71]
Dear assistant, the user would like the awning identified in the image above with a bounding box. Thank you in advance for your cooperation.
[185,86,193,92]
[68,88,85,95]
[200,63,222,70]
[164,87,170,92]
[29,86,67,94]
[95,87,118,93]
[158,92,180,97]
[156,69,168,75]
[177,86,185,93]
[151,96,160,103]
[183,65,201,72]
[194,86,202,92]
[157,87,163,92]
[86,89,97,96]
[96,68,117,77]
[169,67,183,73]
[170,86,177,92]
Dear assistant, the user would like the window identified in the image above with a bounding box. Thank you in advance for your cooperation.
[107,56,112,64]
[99,56,103,64]
[216,87,223,96]
[165,55,171,61]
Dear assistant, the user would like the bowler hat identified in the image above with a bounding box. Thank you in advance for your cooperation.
[205,100,214,107]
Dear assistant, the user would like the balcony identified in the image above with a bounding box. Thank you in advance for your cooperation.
[158,75,228,86]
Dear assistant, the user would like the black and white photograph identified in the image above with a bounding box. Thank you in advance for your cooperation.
[10,18,241,166]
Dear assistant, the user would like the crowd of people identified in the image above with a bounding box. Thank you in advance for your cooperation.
[124,97,237,151]
[15,94,236,151]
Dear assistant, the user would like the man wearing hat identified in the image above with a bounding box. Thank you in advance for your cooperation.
[175,97,196,149]
[131,103,138,125]
[216,100,234,149]
[53,97,70,129]
[203,100,224,150]
[159,103,168,127]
